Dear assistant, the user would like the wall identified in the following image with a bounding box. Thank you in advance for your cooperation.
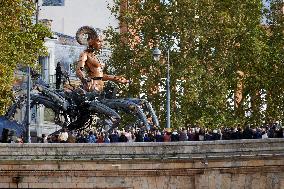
[0,139,283,188]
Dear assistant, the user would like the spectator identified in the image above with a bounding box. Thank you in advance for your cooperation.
[39,134,48,143]
[261,128,268,139]
[97,133,105,143]
[59,128,69,143]
[119,132,128,142]
[104,133,110,143]
[148,132,155,142]
[163,131,171,142]
[8,130,18,143]
[230,127,240,140]
[205,129,213,141]
[135,131,144,142]
[16,135,24,143]
[52,134,61,143]
[187,128,196,141]
[155,131,164,142]
[243,126,253,139]
[128,131,136,143]
[125,130,132,142]
[275,126,283,138]
[253,128,262,139]
[55,62,62,90]
[67,133,76,143]
[212,129,221,140]
[179,129,188,141]
[198,128,205,141]
[86,131,96,143]
[110,131,119,143]
[143,133,150,142]
[171,130,179,142]
[76,133,87,143]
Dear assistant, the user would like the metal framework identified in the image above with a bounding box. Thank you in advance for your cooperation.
[2,76,159,136]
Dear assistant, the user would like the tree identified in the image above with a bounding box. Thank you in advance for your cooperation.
[0,0,51,114]
[106,0,283,128]
[264,0,284,124]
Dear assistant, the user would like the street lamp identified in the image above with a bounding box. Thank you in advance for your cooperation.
[26,67,31,143]
[152,46,171,129]
[26,0,40,143]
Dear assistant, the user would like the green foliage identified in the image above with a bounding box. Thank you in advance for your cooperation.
[0,0,51,114]
[106,0,284,129]
[264,0,284,124]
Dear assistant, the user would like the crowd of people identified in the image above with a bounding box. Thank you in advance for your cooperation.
[1,123,283,143]
[39,123,284,143]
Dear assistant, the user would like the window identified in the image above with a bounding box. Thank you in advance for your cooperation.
[42,0,64,6]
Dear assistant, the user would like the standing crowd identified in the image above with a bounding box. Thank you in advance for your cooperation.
[1,123,283,143]
[39,123,284,143]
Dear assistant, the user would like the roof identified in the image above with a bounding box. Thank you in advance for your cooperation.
[54,32,82,46]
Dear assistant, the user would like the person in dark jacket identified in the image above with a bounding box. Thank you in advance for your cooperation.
[55,62,62,89]
[179,129,188,141]
[119,132,128,142]
[135,131,144,142]
[242,126,253,139]
[110,131,119,143]
[155,131,164,142]
[171,130,179,141]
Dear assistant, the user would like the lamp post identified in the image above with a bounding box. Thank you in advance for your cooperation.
[153,46,171,128]
[26,0,40,143]
[26,67,31,143]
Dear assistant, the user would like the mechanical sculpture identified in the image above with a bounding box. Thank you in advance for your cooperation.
[4,75,158,133]
[74,25,159,130]
[0,26,159,137]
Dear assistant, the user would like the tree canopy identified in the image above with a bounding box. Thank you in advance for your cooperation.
[108,0,284,127]
[0,0,51,114]
[106,0,284,128]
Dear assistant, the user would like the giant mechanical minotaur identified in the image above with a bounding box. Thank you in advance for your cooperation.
[75,26,160,130]
[75,26,129,93]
